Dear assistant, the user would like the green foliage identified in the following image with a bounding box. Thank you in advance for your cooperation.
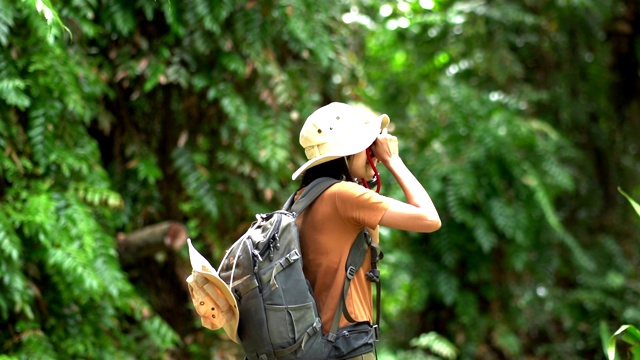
[378,331,458,360]
[601,191,640,360]
[3,0,639,358]
[1,1,178,358]
[2,0,360,358]
[360,0,640,358]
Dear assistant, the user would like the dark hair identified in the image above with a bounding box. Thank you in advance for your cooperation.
[299,157,353,188]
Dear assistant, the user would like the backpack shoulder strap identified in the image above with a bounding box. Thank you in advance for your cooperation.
[327,228,382,342]
[283,177,340,214]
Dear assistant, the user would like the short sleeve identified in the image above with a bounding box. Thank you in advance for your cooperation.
[331,182,390,230]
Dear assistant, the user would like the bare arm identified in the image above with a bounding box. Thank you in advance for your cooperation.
[371,129,441,233]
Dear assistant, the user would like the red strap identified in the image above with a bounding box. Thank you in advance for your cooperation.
[361,148,381,193]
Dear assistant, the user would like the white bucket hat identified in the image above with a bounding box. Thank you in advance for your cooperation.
[186,239,240,343]
[292,102,390,180]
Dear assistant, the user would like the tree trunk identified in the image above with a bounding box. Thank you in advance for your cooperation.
[117,221,195,346]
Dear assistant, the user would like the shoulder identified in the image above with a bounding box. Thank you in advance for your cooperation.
[326,181,388,205]
[328,181,370,196]
[326,181,390,228]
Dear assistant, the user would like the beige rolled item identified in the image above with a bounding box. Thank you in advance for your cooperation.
[186,239,240,343]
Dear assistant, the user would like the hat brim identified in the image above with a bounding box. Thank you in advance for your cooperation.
[292,114,389,180]
[187,240,240,343]
[198,272,240,343]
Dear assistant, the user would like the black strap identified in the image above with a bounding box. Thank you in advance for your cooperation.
[328,229,383,342]
[368,243,382,327]
[283,177,340,214]
[272,318,322,358]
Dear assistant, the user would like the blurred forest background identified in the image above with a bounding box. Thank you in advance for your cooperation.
[1,0,640,359]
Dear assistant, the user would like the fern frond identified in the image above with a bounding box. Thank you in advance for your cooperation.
[191,0,232,35]
[160,0,185,37]
[433,270,459,306]
[71,182,124,209]
[493,326,523,358]
[429,225,460,268]
[283,2,336,67]
[444,172,476,227]
[171,146,219,220]
[91,241,133,300]
[472,217,498,253]
[24,0,71,39]
[140,316,181,351]
[0,78,31,109]
[410,331,459,359]
[103,0,135,36]
[0,210,33,321]
[11,329,57,360]
[0,0,15,46]
[488,198,518,242]
[27,106,57,168]
[523,163,595,271]
[46,246,101,301]
[0,211,21,263]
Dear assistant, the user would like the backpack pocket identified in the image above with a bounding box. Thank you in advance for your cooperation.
[258,249,320,349]
[264,302,317,348]
[327,322,376,359]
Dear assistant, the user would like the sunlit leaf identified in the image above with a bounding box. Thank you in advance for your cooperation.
[619,187,640,218]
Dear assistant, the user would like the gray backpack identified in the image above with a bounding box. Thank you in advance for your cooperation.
[217,177,381,360]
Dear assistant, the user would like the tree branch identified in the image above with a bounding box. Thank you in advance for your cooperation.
[117,221,188,266]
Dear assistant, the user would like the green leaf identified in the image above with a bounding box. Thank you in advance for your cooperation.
[410,331,458,359]
[619,187,640,218]
[622,326,640,345]
[607,325,640,360]
[28,0,72,39]
[0,79,31,108]
[601,321,612,359]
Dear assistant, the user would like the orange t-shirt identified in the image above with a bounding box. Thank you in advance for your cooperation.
[296,181,390,335]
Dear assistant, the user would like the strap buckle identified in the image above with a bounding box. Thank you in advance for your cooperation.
[346,265,357,279]
[285,249,300,264]
[327,332,337,343]
[366,269,380,282]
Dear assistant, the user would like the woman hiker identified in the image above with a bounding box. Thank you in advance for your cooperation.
[292,102,442,359]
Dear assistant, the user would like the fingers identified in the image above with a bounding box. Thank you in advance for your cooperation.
[388,135,399,156]
[373,129,399,161]
[376,130,396,144]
